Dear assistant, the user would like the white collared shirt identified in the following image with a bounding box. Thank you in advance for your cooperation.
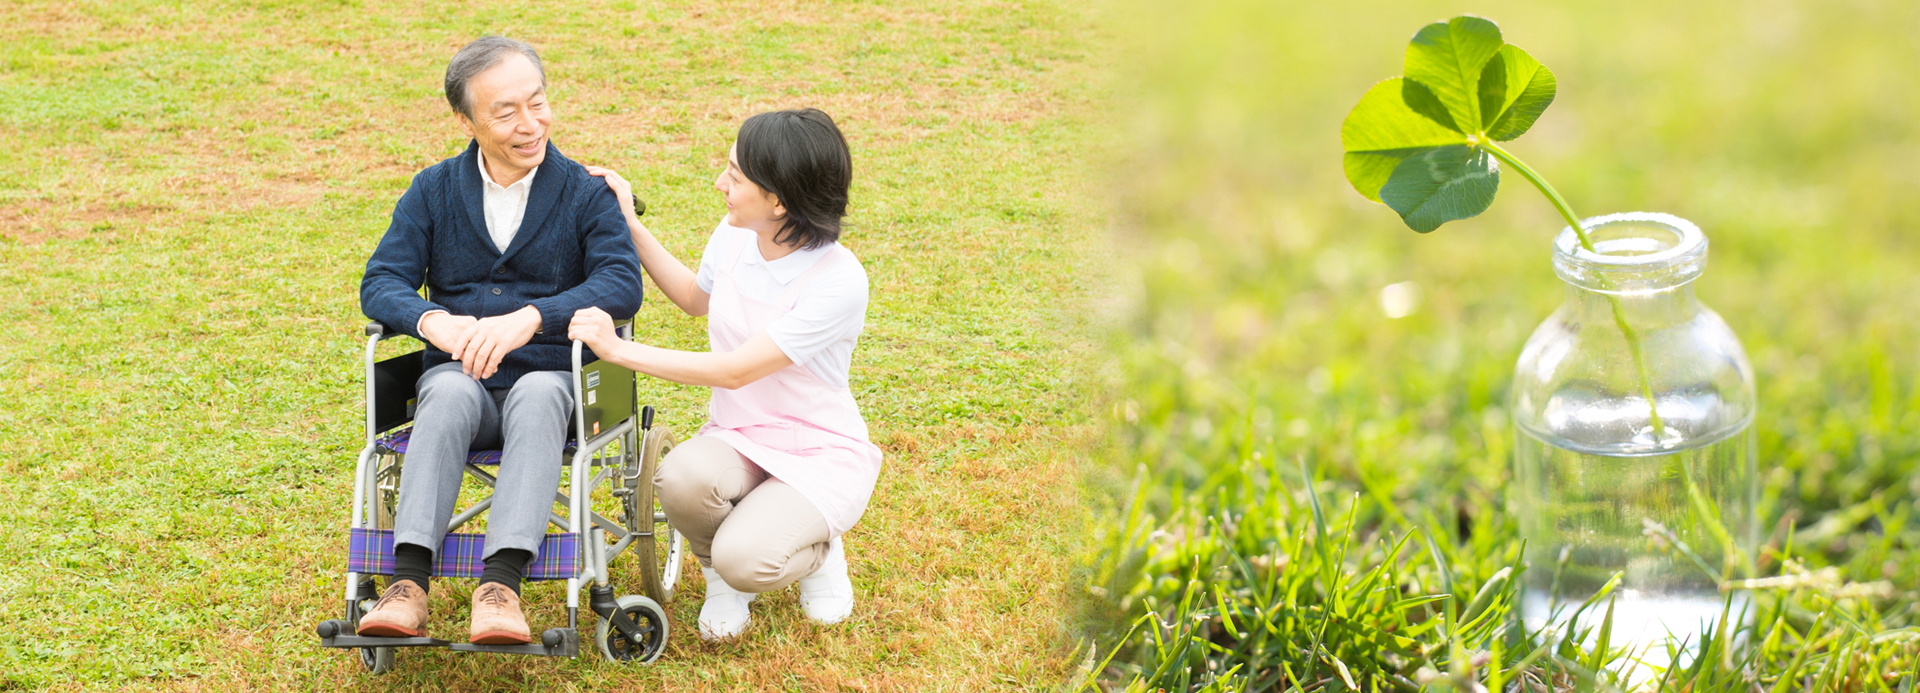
[415,154,540,334]
[695,222,869,389]
[478,154,537,253]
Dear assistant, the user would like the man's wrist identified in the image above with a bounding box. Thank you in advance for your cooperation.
[417,309,449,336]
[516,305,544,334]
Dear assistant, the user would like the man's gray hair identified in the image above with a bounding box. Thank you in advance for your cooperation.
[444,36,545,119]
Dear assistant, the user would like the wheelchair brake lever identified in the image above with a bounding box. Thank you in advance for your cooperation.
[618,457,646,487]
[616,434,647,490]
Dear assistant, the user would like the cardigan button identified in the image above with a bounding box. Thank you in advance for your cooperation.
[491,287,502,295]
[495,267,505,274]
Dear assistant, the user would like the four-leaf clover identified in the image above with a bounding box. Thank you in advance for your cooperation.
[1341,16,1558,233]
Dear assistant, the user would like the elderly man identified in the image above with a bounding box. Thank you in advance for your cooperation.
[355,36,641,645]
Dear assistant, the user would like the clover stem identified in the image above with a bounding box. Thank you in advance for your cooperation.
[1478,141,1668,438]
[1479,141,1591,252]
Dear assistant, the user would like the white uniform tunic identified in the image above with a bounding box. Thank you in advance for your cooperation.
[694,221,882,536]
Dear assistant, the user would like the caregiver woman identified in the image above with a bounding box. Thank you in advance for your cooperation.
[568,108,879,640]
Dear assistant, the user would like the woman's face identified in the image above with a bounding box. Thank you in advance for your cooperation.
[716,142,785,233]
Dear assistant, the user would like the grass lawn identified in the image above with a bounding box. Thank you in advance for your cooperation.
[1087,0,1920,689]
[0,0,1106,689]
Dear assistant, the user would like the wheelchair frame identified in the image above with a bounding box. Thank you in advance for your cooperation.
[316,321,685,671]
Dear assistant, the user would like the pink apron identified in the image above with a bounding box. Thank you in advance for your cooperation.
[697,239,883,536]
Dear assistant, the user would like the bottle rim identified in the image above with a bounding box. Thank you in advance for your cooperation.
[1553,212,1707,293]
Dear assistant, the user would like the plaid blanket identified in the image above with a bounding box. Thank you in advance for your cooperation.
[348,528,579,580]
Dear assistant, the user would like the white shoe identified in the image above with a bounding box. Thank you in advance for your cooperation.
[697,566,756,639]
[797,538,854,624]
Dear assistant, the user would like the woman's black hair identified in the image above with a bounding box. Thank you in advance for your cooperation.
[734,108,852,250]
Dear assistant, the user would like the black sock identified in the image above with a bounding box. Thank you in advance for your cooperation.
[393,543,434,592]
[479,549,532,596]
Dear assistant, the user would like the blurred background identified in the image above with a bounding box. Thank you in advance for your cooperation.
[1087,0,1920,686]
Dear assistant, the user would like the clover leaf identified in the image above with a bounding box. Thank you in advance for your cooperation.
[1342,16,1672,437]
[1340,16,1559,233]
[1380,145,1498,234]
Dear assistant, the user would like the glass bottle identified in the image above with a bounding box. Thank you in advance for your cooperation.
[1510,212,1758,652]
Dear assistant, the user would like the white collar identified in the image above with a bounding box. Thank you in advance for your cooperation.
[741,231,834,284]
[478,152,538,191]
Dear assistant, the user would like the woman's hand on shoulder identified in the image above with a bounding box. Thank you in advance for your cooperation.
[568,306,620,354]
[585,166,638,223]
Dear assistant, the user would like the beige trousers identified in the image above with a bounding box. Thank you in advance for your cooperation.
[654,435,831,593]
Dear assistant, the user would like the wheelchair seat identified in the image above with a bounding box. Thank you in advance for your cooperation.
[375,426,580,466]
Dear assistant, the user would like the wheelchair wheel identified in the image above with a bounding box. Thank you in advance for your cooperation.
[627,426,684,604]
[358,645,394,674]
[345,582,392,674]
[596,594,668,664]
[355,578,381,617]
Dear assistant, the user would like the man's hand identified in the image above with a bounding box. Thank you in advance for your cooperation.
[450,306,543,379]
[420,312,479,353]
[567,307,619,355]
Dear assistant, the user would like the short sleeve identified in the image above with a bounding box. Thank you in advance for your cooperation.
[765,260,868,371]
[694,222,738,295]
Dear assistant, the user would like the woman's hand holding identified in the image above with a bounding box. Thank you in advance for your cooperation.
[584,166,638,222]
[584,164,709,319]
[568,307,620,354]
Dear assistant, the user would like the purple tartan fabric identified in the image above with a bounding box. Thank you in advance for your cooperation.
[348,528,579,580]
[376,427,575,466]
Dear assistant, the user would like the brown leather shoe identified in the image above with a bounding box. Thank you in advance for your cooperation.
[357,581,429,638]
[469,582,531,645]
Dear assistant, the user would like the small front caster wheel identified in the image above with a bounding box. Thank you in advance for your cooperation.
[596,595,669,664]
[355,579,381,617]
[359,645,393,674]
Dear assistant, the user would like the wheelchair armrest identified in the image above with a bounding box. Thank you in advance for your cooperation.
[367,322,421,342]
[573,319,633,344]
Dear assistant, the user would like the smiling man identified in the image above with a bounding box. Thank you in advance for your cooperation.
[356,36,641,645]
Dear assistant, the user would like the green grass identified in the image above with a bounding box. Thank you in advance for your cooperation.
[0,0,1106,689]
[1084,0,1920,689]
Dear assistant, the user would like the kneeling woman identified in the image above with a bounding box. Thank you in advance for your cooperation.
[570,109,880,639]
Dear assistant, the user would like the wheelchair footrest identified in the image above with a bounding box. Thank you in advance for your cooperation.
[317,621,579,657]
[321,633,451,649]
[449,637,577,657]
[348,528,579,580]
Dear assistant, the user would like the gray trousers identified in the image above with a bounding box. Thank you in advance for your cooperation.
[394,361,573,562]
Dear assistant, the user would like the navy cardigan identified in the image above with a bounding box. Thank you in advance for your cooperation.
[360,140,642,389]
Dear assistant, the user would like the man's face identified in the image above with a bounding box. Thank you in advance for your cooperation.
[457,53,552,184]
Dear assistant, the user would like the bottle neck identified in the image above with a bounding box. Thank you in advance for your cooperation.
[1565,281,1701,328]
[1552,212,1708,313]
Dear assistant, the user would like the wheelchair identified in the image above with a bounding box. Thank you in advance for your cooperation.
[316,319,685,672]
